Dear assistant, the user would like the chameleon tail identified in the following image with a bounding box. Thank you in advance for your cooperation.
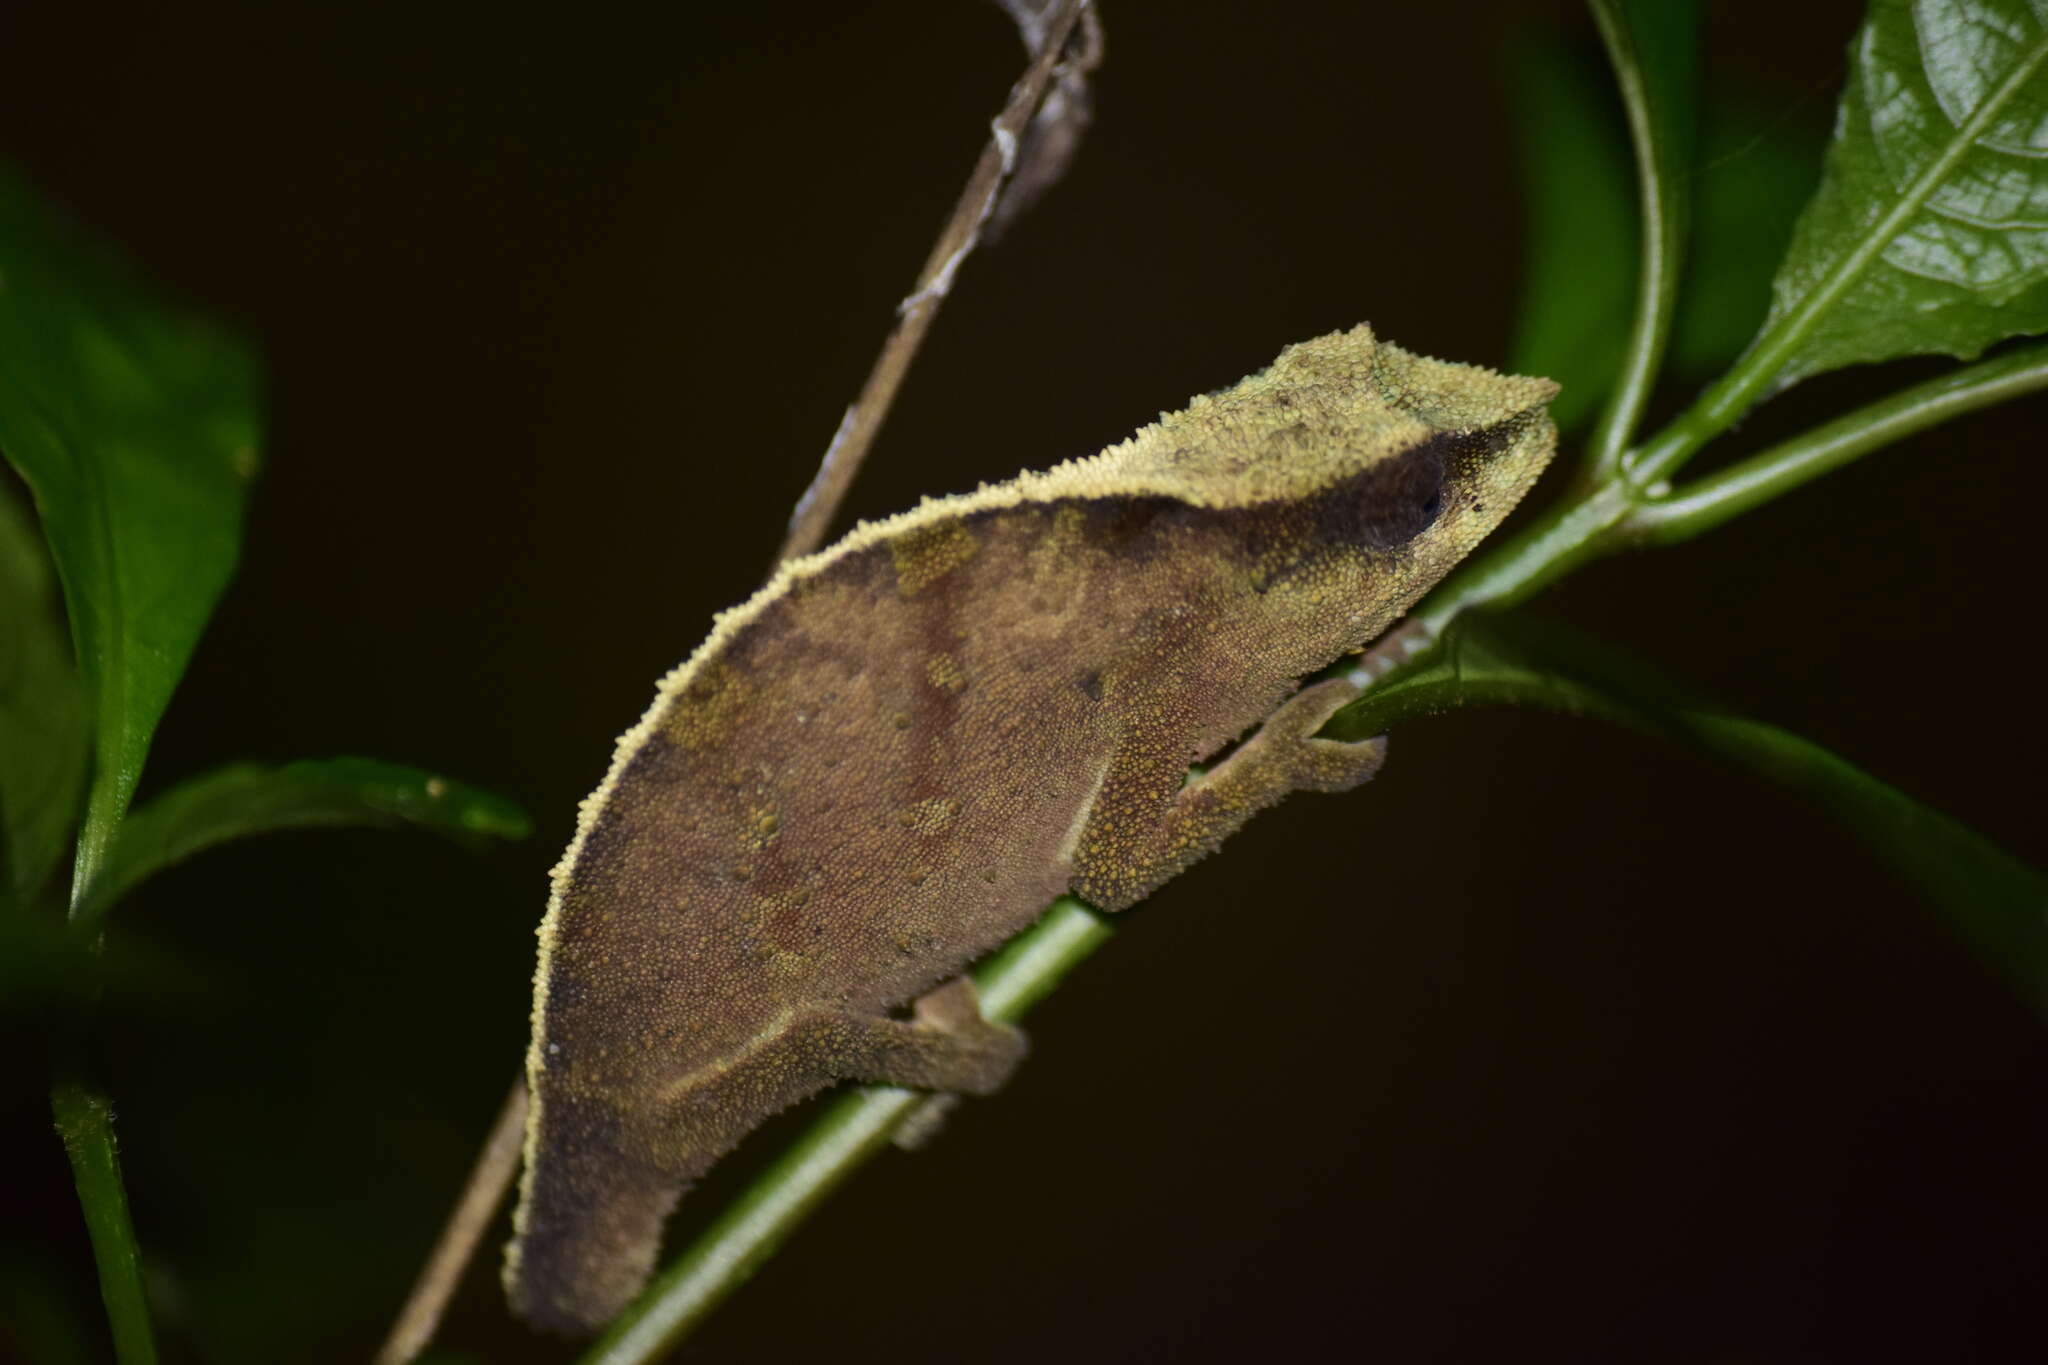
[504,1088,681,1335]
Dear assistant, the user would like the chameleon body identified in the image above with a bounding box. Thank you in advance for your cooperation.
[506,326,1557,1331]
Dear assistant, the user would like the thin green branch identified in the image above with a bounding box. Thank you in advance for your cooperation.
[579,899,1112,1365]
[1582,0,1696,483]
[1410,485,1631,640]
[51,1082,156,1365]
[1627,342,2048,543]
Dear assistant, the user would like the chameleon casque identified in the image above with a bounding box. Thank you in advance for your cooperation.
[506,325,1558,1331]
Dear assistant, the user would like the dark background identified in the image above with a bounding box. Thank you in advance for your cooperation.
[5,1,2046,1361]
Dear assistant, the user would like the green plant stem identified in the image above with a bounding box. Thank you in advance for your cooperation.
[1626,342,2048,543]
[1582,0,1695,483]
[579,898,1112,1365]
[51,1082,156,1365]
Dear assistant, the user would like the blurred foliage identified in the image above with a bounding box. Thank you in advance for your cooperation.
[0,1251,91,1365]
[0,164,526,1365]
[1509,38,1825,430]
[0,168,260,899]
[0,477,88,909]
[79,759,532,930]
[1672,96,1829,378]
[1328,616,2048,1017]
[1508,36,1635,433]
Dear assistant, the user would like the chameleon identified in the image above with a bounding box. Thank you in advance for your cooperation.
[505,325,1558,1332]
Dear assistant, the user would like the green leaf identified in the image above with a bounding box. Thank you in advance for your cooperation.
[0,167,262,908]
[0,477,88,908]
[1755,0,2048,387]
[1328,617,2048,1016]
[75,758,530,929]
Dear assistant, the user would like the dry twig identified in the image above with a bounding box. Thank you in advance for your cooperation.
[775,0,1096,563]
[371,1081,529,1365]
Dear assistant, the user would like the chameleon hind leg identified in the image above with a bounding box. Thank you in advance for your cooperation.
[801,979,1025,1152]
[1070,675,1386,911]
[795,978,1026,1095]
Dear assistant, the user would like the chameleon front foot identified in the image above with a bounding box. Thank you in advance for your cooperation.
[827,977,1026,1096]
[1073,675,1388,909]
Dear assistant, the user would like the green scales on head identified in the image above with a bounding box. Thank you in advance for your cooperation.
[506,326,1558,1332]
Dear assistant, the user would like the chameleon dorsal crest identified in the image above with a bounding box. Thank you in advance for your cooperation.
[506,325,1557,1332]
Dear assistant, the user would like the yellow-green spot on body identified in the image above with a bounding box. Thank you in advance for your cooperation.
[507,326,1557,1333]
[926,652,967,693]
[890,515,978,595]
[662,658,747,751]
[899,796,961,833]
[744,804,781,851]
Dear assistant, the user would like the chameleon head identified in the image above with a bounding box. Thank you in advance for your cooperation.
[1037,324,1558,571]
[1039,325,1559,649]
[1340,330,1561,580]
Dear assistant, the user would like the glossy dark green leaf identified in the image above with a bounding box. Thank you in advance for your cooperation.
[1757,0,2048,386]
[76,758,529,928]
[1327,618,2048,1016]
[0,167,261,905]
[0,477,88,908]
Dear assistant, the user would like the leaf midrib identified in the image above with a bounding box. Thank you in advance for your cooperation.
[70,393,130,913]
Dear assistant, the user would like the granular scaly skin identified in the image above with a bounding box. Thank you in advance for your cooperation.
[506,326,1557,1331]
